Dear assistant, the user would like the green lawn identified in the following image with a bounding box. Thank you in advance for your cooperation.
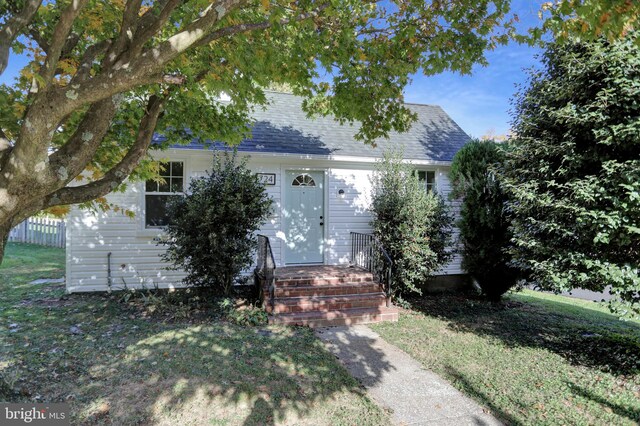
[371,289,640,425]
[0,243,388,425]
[5,243,638,425]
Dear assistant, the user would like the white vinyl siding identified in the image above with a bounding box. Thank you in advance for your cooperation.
[326,168,375,265]
[435,170,463,275]
[66,185,187,293]
[66,150,463,293]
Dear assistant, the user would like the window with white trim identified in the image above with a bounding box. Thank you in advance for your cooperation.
[144,161,184,227]
[416,170,436,192]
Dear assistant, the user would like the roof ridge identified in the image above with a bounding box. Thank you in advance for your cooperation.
[403,100,442,108]
[262,90,444,109]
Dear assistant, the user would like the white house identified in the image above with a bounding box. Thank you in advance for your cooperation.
[65,91,469,294]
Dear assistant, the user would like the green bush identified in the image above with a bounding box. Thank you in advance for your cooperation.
[449,139,519,301]
[162,152,272,296]
[370,150,454,299]
[217,298,269,326]
[502,35,640,318]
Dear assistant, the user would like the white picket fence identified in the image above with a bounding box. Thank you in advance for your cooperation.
[9,217,66,248]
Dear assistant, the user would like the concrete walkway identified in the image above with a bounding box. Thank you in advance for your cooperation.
[315,325,502,426]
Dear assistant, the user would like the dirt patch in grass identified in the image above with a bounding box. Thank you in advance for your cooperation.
[16,297,75,308]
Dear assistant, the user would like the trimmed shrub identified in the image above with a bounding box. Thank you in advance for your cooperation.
[370,150,454,299]
[162,152,272,296]
[449,139,518,301]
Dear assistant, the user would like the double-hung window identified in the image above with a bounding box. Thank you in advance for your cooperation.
[416,170,436,192]
[144,161,184,228]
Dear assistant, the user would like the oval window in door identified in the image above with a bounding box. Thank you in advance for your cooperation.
[291,174,316,187]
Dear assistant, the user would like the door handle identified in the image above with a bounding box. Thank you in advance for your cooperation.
[320,222,324,226]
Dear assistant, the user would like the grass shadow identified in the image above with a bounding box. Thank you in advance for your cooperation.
[443,365,522,426]
[568,382,640,423]
[406,291,640,376]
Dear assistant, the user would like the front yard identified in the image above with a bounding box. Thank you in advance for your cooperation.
[0,243,388,425]
[372,290,640,425]
[2,243,639,425]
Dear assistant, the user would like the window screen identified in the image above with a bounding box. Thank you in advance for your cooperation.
[145,161,184,227]
[416,170,436,192]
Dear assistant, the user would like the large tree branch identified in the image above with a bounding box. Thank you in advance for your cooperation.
[30,29,82,59]
[72,39,113,83]
[102,0,180,74]
[116,0,237,68]
[59,32,82,59]
[47,98,118,187]
[137,0,173,27]
[47,95,167,207]
[133,0,182,52]
[3,18,97,192]
[10,0,238,182]
[105,0,144,67]
[57,0,327,113]
[40,0,89,86]
[0,127,12,165]
[0,0,43,75]
[28,27,49,52]
[42,0,244,122]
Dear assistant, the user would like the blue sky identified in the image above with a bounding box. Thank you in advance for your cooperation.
[1,1,545,139]
[404,1,545,138]
[405,44,541,138]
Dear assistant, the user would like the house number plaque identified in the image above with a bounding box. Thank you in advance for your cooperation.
[257,173,276,185]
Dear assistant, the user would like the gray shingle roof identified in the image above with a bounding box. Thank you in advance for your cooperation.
[155,91,470,162]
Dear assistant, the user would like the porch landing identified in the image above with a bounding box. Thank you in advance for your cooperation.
[265,265,398,327]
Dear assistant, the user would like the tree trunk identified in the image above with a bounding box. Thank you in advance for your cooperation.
[224,274,233,297]
[0,194,51,265]
[0,221,13,265]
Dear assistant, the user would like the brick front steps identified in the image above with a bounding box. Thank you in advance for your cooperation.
[264,265,398,326]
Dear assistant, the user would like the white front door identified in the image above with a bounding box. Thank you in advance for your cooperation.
[284,170,325,264]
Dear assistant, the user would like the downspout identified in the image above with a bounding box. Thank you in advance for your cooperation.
[107,252,112,291]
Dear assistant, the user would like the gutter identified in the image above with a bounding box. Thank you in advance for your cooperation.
[158,148,453,167]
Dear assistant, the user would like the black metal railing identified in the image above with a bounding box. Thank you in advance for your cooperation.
[350,232,393,307]
[255,234,276,312]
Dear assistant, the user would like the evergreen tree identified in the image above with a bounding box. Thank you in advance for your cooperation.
[503,36,640,317]
[450,140,518,301]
